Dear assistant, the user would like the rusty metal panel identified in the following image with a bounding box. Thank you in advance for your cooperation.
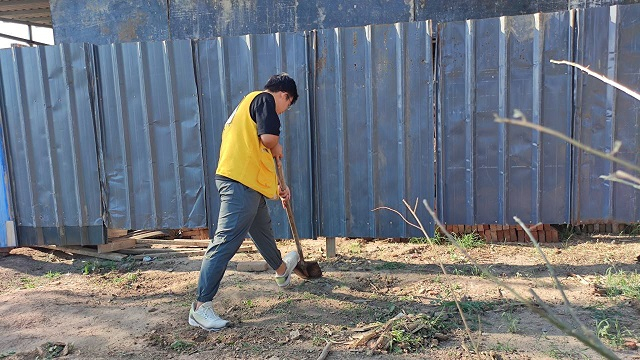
[438,11,574,226]
[94,40,207,230]
[573,5,640,223]
[50,0,169,44]
[0,44,104,245]
[195,32,313,239]
[313,22,436,238]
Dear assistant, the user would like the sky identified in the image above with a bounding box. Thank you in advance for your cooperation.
[0,21,54,49]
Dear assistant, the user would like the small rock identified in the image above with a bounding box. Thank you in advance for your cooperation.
[148,308,157,313]
[434,332,449,341]
[430,338,439,348]
[290,330,301,340]
[142,256,153,263]
[167,268,174,272]
[624,340,638,350]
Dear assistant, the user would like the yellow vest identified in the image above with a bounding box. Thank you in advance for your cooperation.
[216,91,278,199]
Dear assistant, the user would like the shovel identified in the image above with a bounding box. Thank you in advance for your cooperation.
[275,161,323,279]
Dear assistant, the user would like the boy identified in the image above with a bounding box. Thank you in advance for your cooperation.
[189,73,300,331]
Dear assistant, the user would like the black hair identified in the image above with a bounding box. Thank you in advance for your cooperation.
[263,73,299,105]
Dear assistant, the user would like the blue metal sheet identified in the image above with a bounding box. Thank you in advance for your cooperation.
[50,0,169,45]
[0,44,104,246]
[195,32,314,239]
[573,5,640,223]
[0,104,13,248]
[94,40,207,230]
[170,0,413,40]
[314,22,435,238]
[438,11,573,225]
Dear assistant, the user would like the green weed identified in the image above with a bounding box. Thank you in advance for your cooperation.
[599,267,640,300]
[169,340,193,352]
[374,262,406,270]
[349,242,362,254]
[501,310,520,333]
[455,233,485,249]
[491,341,516,352]
[44,271,61,279]
[81,260,118,275]
[596,318,632,347]
[243,299,256,308]
[0,351,15,359]
[20,277,36,289]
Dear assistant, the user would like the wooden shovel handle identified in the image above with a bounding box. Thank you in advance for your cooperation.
[275,160,306,261]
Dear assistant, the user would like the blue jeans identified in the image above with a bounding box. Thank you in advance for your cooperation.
[196,178,283,303]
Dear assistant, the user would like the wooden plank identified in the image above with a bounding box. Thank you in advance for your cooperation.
[107,229,129,238]
[326,237,336,258]
[98,238,136,253]
[129,231,166,240]
[181,228,209,239]
[122,245,253,254]
[131,249,204,260]
[33,245,126,261]
[136,239,211,247]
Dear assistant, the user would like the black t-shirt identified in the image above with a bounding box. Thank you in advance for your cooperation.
[250,92,281,136]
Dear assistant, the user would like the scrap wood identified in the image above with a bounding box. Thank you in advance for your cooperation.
[33,245,126,262]
[317,341,332,360]
[568,273,593,285]
[129,231,167,240]
[350,313,441,353]
[351,312,405,348]
[131,249,204,260]
[136,239,211,247]
[97,238,136,253]
[135,239,256,253]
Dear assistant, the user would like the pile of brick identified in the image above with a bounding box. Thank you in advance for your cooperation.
[442,224,559,243]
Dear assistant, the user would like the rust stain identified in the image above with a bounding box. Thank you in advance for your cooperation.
[118,11,148,42]
[316,45,327,74]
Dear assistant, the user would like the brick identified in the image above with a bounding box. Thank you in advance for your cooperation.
[587,224,594,233]
[510,228,517,242]
[464,225,471,233]
[538,230,546,243]
[606,223,613,233]
[545,230,554,243]
[517,230,525,243]
[236,261,269,272]
[483,230,491,241]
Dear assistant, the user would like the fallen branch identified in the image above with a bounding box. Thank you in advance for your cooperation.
[317,341,332,360]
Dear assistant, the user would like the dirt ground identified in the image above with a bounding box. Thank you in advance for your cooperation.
[1,233,640,360]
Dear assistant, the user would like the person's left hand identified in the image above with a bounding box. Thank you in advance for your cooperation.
[279,184,290,209]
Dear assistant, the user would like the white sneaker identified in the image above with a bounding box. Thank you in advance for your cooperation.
[275,251,299,288]
[188,302,229,331]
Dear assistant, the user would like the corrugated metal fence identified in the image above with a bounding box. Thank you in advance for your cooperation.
[0,44,103,245]
[0,5,639,246]
[437,11,574,225]
[94,40,207,230]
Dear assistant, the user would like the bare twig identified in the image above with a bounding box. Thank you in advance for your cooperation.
[317,341,332,360]
[550,59,640,101]
[371,206,422,231]
[514,217,612,355]
[419,200,620,359]
[494,114,640,174]
[600,170,640,190]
